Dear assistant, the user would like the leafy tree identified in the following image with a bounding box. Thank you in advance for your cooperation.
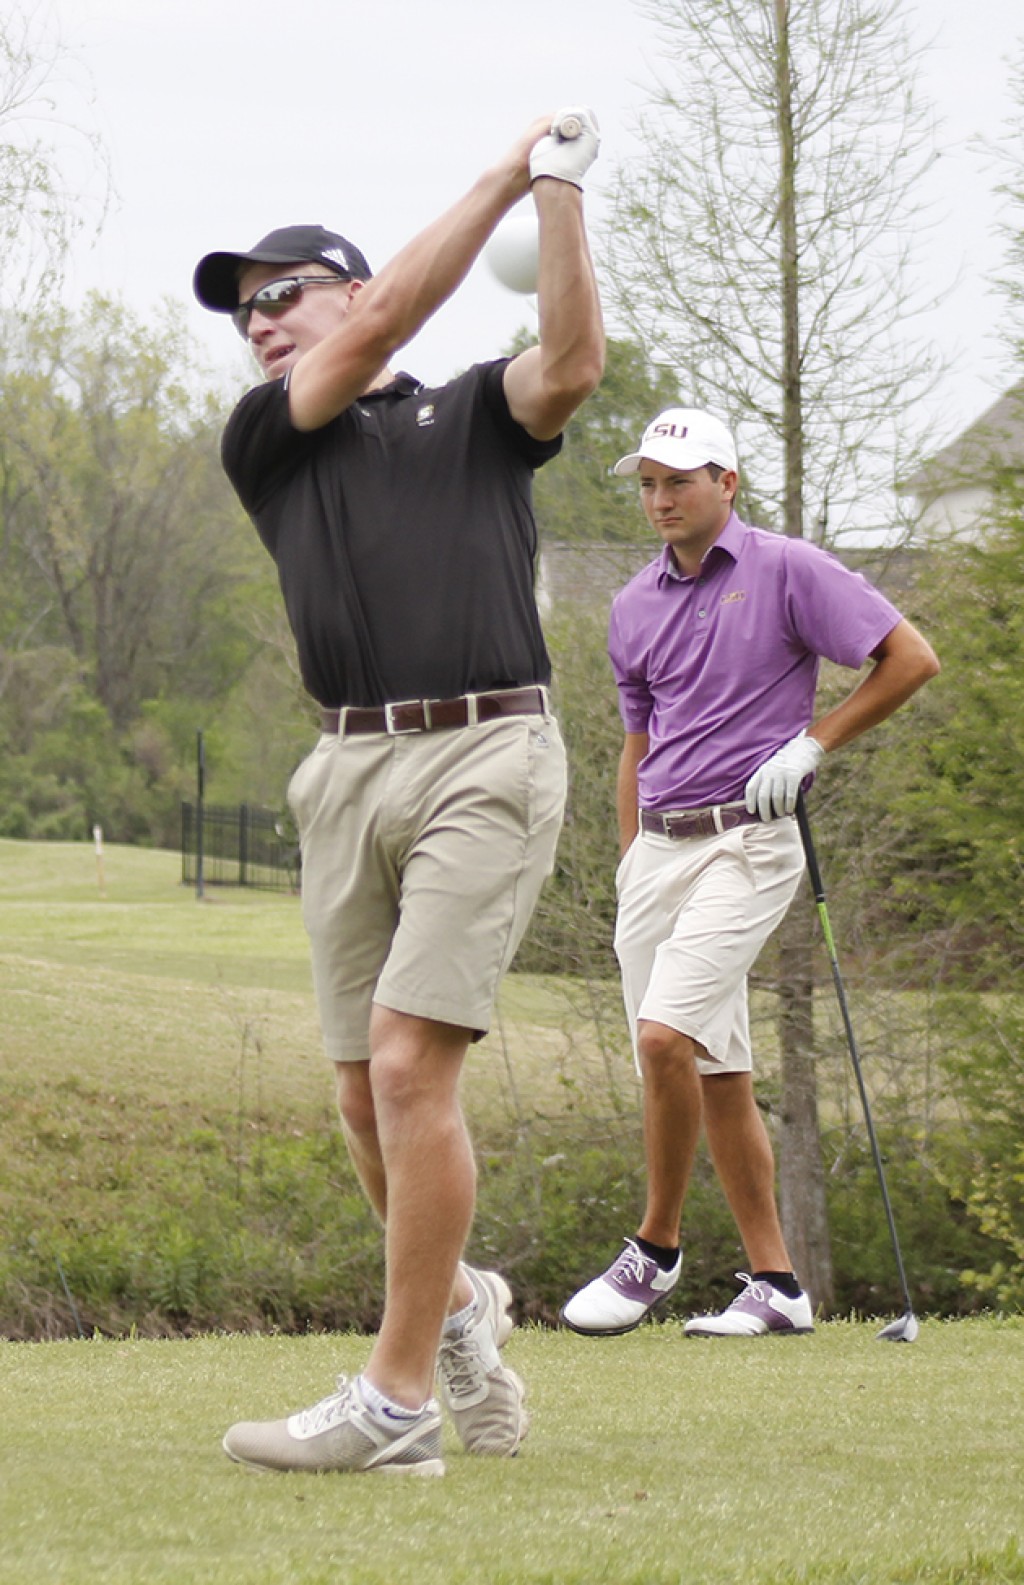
[934,993,1024,1309]
[599,0,943,1308]
[993,43,1024,364]
[866,36,1024,977]
[202,606,318,812]
[0,295,278,840]
[0,297,264,730]
[887,502,1023,968]
[528,334,683,544]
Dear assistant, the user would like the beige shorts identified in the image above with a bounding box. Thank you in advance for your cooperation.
[286,712,566,1062]
[613,817,805,1075]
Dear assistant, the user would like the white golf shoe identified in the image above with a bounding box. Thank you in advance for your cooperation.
[437,1265,528,1456]
[222,1373,444,1475]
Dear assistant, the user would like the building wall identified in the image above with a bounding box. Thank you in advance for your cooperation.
[917,485,993,543]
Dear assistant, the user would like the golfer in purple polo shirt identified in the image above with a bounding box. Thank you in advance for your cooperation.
[561,407,939,1338]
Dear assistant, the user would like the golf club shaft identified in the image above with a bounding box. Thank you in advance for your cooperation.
[794,793,915,1317]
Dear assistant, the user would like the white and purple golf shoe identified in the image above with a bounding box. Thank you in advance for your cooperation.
[684,1272,814,1337]
[560,1238,681,1336]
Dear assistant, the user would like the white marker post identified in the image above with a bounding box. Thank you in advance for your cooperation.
[93,824,106,898]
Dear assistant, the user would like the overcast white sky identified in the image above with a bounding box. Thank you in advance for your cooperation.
[43,0,1024,446]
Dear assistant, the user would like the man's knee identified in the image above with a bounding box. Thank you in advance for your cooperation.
[368,1008,470,1113]
[637,1019,700,1075]
[334,1060,376,1137]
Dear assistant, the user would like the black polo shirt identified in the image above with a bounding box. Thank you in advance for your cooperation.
[222,358,561,708]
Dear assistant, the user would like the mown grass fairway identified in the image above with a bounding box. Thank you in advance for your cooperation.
[0,836,621,1124]
[2,1320,1023,1585]
[0,835,611,1173]
[1,839,652,1340]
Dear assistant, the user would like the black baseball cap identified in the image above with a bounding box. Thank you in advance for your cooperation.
[193,225,373,312]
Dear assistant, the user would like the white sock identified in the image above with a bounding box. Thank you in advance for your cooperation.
[443,1295,477,1339]
[358,1375,426,1421]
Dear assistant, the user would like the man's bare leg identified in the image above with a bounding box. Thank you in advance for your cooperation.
[359,1007,477,1407]
[335,1052,476,1325]
[335,1059,388,1220]
[635,1019,703,1248]
[560,1017,700,1334]
[701,1069,792,1272]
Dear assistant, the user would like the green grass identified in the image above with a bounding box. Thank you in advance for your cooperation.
[0,836,1004,1337]
[2,1320,1023,1584]
[0,835,921,1121]
[0,837,638,1189]
[0,837,618,1108]
[0,838,646,1339]
[1,840,1022,1580]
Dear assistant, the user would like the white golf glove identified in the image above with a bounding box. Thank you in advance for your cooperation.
[529,106,600,189]
[744,731,825,821]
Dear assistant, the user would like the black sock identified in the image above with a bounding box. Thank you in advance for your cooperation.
[753,1269,802,1299]
[635,1236,680,1272]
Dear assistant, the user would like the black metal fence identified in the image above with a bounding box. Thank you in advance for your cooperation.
[180,802,299,893]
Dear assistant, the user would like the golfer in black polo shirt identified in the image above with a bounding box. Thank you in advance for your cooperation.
[193,109,603,1477]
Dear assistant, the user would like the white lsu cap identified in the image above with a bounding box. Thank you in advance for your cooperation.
[613,407,738,476]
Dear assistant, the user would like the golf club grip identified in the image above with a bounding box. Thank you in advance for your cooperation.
[795,791,825,903]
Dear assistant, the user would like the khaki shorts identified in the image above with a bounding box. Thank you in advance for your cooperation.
[613,817,805,1075]
[286,712,566,1062]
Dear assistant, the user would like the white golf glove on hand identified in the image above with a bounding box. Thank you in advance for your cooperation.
[744,731,825,821]
[529,106,600,189]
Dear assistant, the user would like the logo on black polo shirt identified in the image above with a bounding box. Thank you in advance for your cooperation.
[415,404,436,427]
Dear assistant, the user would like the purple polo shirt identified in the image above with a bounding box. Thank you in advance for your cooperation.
[608,513,902,811]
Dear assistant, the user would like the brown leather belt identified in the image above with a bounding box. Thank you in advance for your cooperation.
[640,804,762,840]
[321,686,549,737]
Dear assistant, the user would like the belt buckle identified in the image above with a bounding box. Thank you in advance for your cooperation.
[384,699,428,735]
[668,808,713,838]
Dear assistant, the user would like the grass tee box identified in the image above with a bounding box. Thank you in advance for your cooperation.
[2,1321,1023,1585]
[0,835,611,1149]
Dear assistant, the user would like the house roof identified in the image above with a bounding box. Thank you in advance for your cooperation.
[903,383,1024,498]
[538,538,928,612]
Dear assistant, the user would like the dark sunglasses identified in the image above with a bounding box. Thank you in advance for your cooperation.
[233,274,350,336]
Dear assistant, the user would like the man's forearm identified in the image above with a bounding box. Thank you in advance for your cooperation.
[531,179,605,414]
[502,181,604,439]
[810,619,940,753]
[617,734,648,854]
[290,119,549,430]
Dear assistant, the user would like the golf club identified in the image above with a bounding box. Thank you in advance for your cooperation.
[794,791,919,1343]
[554,113,583,140]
